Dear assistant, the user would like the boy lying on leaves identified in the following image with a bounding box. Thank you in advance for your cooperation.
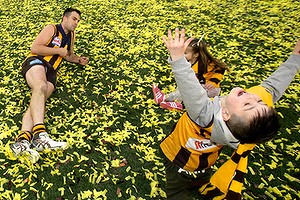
[159,28,300,199]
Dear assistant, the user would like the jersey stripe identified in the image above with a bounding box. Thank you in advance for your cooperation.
[27,24,73,70]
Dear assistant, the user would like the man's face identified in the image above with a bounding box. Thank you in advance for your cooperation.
[223,87,269,121]
[64,11,80,32]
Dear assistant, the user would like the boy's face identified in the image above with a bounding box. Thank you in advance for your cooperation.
[222,87,269,121]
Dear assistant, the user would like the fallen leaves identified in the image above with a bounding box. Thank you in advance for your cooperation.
[0,0,299,199]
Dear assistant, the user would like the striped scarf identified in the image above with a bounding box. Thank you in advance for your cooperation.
[199,143,255,199]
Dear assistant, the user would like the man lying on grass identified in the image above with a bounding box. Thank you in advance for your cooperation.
[9,8,89,164]
[159,28,299,199]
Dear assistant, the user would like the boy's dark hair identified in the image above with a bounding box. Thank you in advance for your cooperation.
[63,8,81,17]
[226,107,280,144]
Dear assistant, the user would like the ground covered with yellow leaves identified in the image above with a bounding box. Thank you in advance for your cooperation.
[0,0,299,199]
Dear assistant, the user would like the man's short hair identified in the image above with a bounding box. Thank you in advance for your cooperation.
[226,107,280,144]
[63,8,81,17]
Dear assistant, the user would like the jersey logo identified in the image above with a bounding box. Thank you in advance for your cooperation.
[52,36,61,47]
[185,138,216,151]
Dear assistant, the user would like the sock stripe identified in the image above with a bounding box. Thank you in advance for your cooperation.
[34,127,46,132]
[33,123,46,136]
[17,131,33,141]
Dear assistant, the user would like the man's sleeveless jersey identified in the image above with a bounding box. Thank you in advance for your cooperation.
[160,112,223,172]
[28,24,74,70]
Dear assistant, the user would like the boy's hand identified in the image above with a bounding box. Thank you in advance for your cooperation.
[162,28,193,61]
[292,39,300,55]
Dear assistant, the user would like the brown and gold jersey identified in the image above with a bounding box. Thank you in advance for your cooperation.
[27,24,74,70]
[192,61,225,88]
[160,112,223,172]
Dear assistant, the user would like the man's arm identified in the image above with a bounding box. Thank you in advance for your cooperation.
[163,29,214,126]
[261,40,300,103]
[64,31,89,65]
[31,25,68,57]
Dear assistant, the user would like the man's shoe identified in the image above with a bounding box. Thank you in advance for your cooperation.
[10,140,40,163]
[160,101,183,111]
[152,84,165,104]
[32,132,67,152]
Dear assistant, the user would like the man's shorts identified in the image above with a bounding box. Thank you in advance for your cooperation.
[21,56,57,87]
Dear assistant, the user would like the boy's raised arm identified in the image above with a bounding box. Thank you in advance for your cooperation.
[261,40,300,103]
[163,29,214,126]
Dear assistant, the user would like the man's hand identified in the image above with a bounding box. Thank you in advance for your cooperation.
[162,28,193,61]
[79,56,89,65]
[292,39,300,55]
[58,48,68,57]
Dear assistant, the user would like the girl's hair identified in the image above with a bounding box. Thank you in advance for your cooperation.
[189,38,228,79]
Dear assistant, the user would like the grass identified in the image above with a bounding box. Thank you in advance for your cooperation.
[0,0,299,199]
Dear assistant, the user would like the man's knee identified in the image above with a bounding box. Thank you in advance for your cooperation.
[31,80,48,94]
